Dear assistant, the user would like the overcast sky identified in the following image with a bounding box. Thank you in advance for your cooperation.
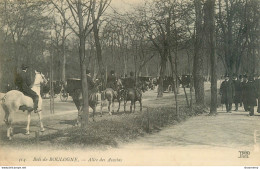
[109,0,144,13]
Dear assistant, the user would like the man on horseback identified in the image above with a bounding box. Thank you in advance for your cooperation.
[15,64,39,113]
[124,71,142,98]
[107,70,118,95]
[86,69,97,105]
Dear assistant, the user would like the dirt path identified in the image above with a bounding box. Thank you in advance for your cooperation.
[121,107,260,150]
[1,82,260,165]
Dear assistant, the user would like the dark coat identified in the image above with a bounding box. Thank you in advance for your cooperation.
[233,80,242,103]
[107,74,117,90]
[15,71,32,92]
[255,79,260,98]
[244,81,257,106]
[241,80,248,102]
[124,77,136,89]
[220,80,234,104]
[87,75,95,91]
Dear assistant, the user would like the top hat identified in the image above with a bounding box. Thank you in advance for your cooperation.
[86,69,91,74]
[130,71,134,77]
[21,64,29,70]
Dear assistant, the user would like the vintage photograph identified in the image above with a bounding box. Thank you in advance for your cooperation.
[0,0,259,166]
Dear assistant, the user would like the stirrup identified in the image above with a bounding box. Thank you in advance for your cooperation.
[34,109,41,113]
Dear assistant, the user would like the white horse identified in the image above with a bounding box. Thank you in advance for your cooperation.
[1,70,47,140]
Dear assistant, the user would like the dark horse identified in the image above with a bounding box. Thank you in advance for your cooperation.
[100,78,123,115]
[70,87,99,125]
[122,83,143,113]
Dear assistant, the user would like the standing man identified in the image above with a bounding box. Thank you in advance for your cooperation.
[233,74,242,111]
[15,64,39,113]
[220,74,234,113]
[245,75,257,116]
[242,74,249,111]
[255,74,260,113]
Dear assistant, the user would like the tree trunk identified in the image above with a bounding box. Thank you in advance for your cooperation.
[157,55,167,97]
[78,0,89,127]
[193,0,205,105]
[205,0,217,114]
[61,21,66,82]
[92,18,105,75]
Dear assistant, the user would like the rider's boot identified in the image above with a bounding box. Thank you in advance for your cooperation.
[34,97,39,113]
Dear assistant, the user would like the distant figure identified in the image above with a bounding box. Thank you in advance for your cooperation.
[254,74,260,113]
[15,64,39,113]
[107,70,117,91]
[232,74,242,111]
[220,74,234,113]
[86,69,96,92]
[241,74,249,111]
[244,76,257,116]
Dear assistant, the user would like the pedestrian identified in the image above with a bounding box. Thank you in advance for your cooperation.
[244,76,257,116]
[241,74,249,111]
[254,74,260,113]
[232,74,242,111]
[220,74,234,113]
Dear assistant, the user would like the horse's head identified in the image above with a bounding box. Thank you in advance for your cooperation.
[34,70,48,86]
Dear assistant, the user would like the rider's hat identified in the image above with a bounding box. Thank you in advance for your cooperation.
[224,73,229,78]
[86,69,91,74]
[110,70,115,75]
[21,64,29,70]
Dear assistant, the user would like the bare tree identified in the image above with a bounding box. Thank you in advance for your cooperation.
[204,0,217,114]
[52,0,110,127]
[193,0,205,105]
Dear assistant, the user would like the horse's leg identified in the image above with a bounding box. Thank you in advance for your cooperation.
[108,100,112,115]
[37,97,45,132]
[92,106,96,122]
[124,100,127,113]
[139,99,142,112]
[75,106,82,127]
[100,99,103,117]
[7,111,14,140]
[112,99,115,114]
[25,111,32,135]
[117,98,120,112]
[130,100,133,113]
[133,101,136,113]
[37,110,45,132]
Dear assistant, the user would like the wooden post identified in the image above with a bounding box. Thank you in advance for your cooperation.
[147,107,150,133]
[50,39,54,114]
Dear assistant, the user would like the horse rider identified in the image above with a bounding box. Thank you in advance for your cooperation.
[124,71,141,98]
[219,74,234,113]
[86,69,97,102]
[15,64,39,113]
[107,70,117,91]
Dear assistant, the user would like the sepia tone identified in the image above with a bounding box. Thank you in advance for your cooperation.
[0,0,259,166]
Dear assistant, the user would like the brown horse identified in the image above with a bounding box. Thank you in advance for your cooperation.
[70,88,99,125]
[123,88,142,113]
[100,79,123,115]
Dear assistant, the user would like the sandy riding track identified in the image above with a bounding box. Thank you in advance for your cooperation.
[0,83,260,166]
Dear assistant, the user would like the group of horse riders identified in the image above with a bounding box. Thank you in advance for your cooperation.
[220,73,260,116]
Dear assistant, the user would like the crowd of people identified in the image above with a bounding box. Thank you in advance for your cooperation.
[220,74,260,116]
